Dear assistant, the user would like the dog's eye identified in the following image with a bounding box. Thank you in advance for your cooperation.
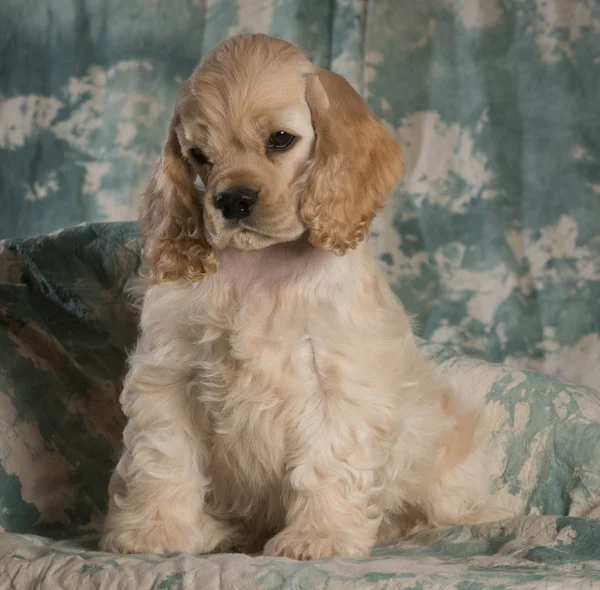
[268,131,295,150]
[189,148,210,167]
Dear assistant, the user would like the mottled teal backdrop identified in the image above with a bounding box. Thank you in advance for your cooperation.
[0,1,599,390]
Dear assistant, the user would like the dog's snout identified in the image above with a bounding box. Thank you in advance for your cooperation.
[215,187,258,220]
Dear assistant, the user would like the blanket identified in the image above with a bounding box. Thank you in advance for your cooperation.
[2,222,600,588]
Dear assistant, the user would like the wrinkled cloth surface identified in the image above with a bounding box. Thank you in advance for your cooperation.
[2,222,600,588]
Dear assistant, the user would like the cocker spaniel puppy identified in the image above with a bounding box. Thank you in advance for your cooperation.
[100,34,501,560]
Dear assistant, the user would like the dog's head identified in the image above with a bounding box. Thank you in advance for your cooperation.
[140,34,404,282]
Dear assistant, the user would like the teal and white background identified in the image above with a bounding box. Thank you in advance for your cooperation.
[2,0,598,391]
[1,1,600,587]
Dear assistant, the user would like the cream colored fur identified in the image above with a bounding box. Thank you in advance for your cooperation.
[100,34,506,560]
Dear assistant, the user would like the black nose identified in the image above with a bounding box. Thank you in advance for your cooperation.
[215,187,258,220]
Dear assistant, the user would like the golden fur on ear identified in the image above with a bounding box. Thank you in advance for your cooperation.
[302,71,404,254]
[139,100,215,283]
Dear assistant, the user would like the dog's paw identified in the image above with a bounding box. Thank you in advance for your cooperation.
[263,528,370,560]
[100,515,236,555]
[100,525,193,555]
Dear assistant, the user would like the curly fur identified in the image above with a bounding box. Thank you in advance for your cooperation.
[301,70,404,254]
[100,34,509,560]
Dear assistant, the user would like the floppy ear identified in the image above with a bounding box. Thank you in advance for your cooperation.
[139,103,216,283]
[302,70,404,254]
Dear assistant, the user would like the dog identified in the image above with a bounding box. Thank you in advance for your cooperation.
[100,34,501,560]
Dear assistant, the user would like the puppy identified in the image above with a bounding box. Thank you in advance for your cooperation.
[100,34,499,560]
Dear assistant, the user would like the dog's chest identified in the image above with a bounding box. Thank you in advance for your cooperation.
[198,292,335,505]
[190,244,362,512]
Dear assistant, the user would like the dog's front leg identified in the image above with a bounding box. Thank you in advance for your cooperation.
[100,361,235,555]
[263,402,385,560]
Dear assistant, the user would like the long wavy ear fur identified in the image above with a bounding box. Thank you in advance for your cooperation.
[302,71,404,254]
[139,100,216,283]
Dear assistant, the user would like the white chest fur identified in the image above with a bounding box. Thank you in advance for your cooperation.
[105,240,497,558]
[135,241,408,515]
